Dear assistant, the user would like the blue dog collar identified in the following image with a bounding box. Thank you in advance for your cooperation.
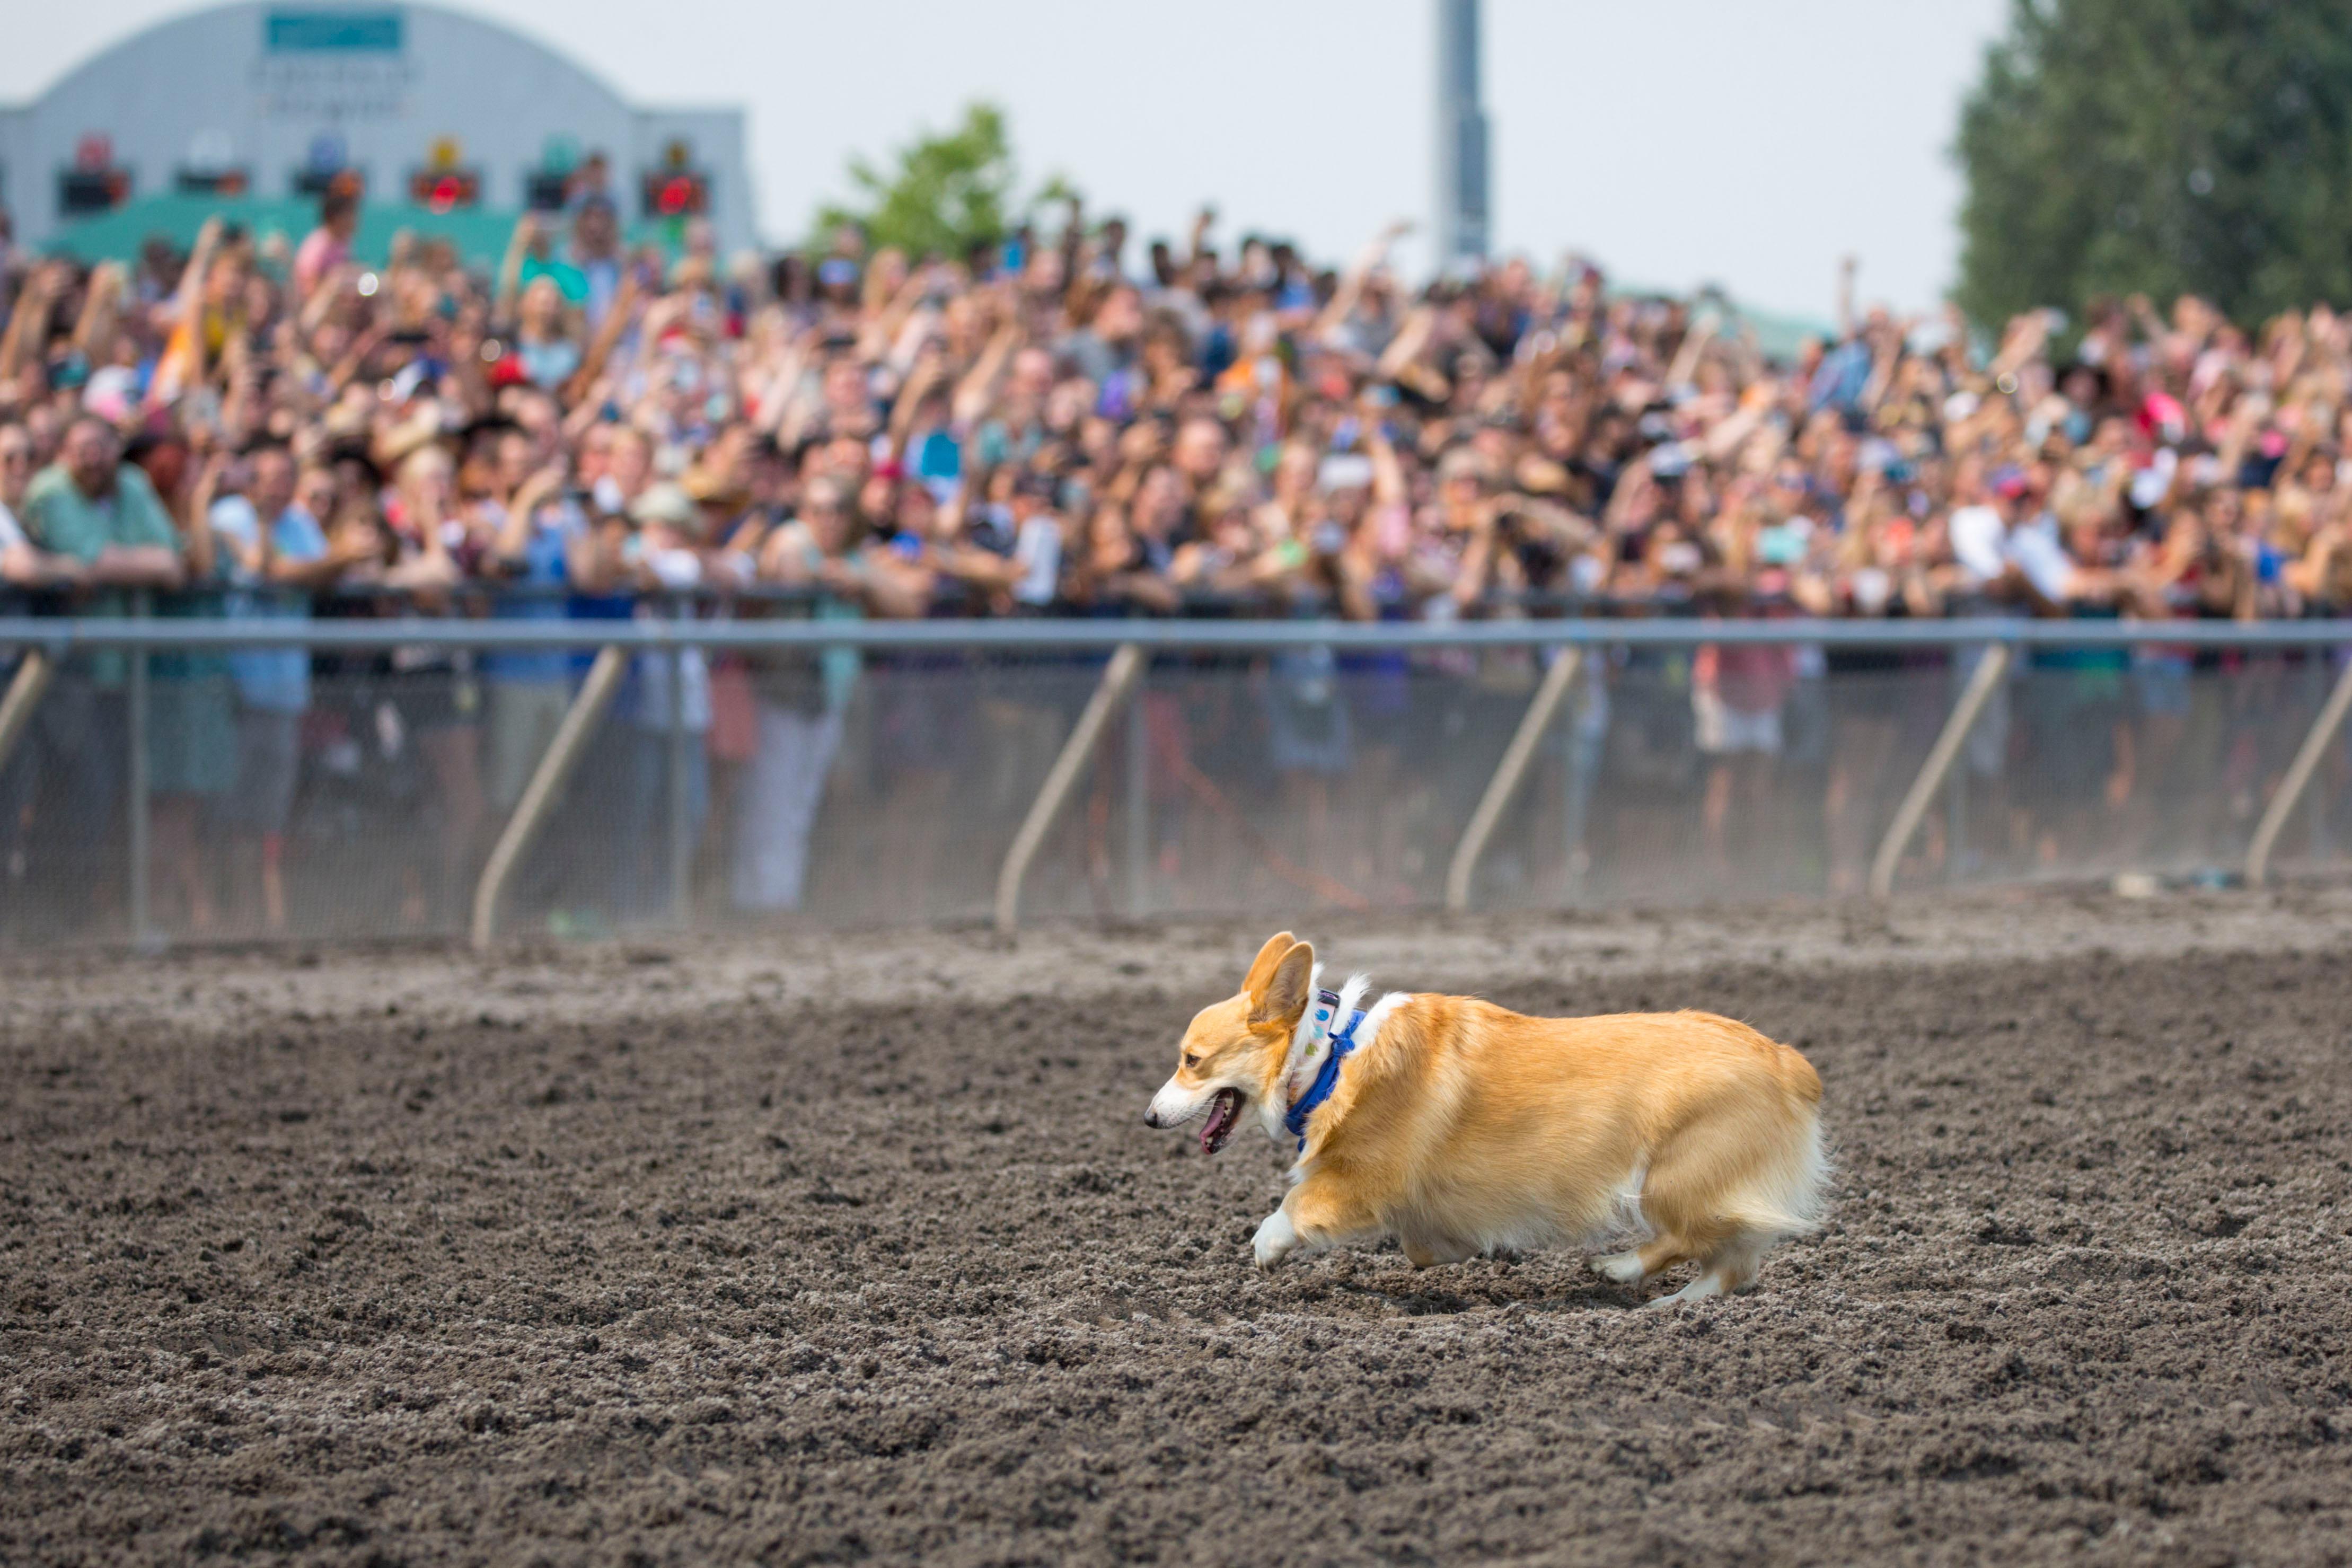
[1283,988,1364,1149]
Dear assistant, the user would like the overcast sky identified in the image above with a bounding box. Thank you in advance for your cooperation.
[3,0,2011,320]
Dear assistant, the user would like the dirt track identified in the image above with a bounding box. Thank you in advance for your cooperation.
[4,892,2351,1565]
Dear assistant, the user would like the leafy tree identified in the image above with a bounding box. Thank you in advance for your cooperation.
[1955,0,2352,327]
[814,103,1025,260]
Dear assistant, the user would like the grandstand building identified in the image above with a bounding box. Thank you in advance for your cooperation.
[0,2,754,257]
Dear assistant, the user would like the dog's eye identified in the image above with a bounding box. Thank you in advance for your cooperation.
[1182,1053,1201,1071]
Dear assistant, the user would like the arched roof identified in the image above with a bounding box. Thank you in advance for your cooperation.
[2,3,755,252]
[31,2,629,114]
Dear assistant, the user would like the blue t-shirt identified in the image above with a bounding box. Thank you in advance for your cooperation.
[1808,339,1872,414]
[913,427,962,490]
[516,338,583,391]
[485,499,583,685]
[210,496,327,713]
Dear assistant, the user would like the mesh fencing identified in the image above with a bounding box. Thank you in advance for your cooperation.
[3,640,2349,947]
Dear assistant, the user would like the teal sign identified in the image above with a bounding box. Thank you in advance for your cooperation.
[265,11,404,51]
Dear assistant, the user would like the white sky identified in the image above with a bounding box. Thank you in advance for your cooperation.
[3,0,2010,320]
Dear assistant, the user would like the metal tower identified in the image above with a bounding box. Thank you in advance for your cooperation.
[1435,0,1490,262]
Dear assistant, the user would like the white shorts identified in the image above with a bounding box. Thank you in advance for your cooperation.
[1694,689,1783,755]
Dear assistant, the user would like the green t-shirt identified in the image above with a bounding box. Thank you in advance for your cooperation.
[22,462,183,685]
[23,462,178,560]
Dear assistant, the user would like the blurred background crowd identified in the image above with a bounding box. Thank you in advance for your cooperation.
[5,177,2352,936]
[10,187,2352,643]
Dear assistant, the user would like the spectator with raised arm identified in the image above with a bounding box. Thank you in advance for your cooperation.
[13,179,2352,928]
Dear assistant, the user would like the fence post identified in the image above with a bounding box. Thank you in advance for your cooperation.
[1945,746,1968,885]
[996,642,1144,934]
[472,644,629,950]
[0,649,52,775]
[1124,662,1149,918]
[1446,648,1582,913]
[666,606,692,925]
[2246,651,2352,889]
[1870,642,2012,902]
[126,595,153,949]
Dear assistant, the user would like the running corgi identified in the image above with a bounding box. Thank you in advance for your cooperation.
[1143,932,1828,1305]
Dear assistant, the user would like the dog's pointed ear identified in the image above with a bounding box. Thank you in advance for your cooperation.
[1241,931,1297,1000]
[1252,940,1315,1028]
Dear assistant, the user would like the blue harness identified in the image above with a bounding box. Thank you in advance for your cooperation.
[1283,988,1366,1150]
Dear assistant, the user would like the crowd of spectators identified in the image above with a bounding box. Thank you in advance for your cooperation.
[4,181,2352,932]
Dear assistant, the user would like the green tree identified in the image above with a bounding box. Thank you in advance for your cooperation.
[815,103,1024,260]
[1955,0,2352,327]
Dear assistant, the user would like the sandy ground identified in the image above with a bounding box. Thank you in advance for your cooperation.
[7,879,2352,1027]
[3,885,2350,1564]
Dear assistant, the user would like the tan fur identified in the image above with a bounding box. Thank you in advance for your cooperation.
[1150,937,1828,1302]
[1238,930,1298,1001]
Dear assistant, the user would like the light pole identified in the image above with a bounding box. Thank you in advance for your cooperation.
[1435,0,1490,263]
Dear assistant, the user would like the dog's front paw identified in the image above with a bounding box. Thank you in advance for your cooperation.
[1252,1209,1299,1269]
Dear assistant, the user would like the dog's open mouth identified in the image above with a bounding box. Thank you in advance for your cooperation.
[1200,1088,1244,1155]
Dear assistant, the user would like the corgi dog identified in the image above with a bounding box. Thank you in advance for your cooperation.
[1143,932,1827,1305]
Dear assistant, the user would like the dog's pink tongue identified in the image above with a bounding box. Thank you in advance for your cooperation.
[1198,1089,1240,1153]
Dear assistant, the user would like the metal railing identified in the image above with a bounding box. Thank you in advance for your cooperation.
[3,616,2349,946]
[8,614,2352,650]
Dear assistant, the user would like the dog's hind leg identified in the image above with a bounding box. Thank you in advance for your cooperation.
[1625,1160,1741,1282]
[1703,1233,1770,1294]
[1643,1229,1770,1309]
[1592,1231,1698,1284]
[1628,1104,1825,1303]
[1653,1122,1828,1301]
[1620,1154,1750,1303]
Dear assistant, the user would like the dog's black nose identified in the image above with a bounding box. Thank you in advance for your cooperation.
[1142,1109,1160,1128]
